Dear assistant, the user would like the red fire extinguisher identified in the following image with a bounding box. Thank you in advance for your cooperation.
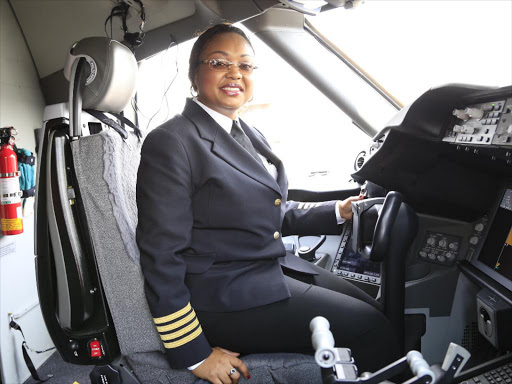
[0,127,23,235]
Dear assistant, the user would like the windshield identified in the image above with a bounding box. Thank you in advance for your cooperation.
[307,0,512,107]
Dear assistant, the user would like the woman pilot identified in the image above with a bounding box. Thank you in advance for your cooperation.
[136,23,399,384]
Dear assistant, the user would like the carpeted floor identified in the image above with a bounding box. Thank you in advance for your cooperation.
[23,351,93,384]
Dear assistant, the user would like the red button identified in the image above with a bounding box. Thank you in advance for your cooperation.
[89,340,103,358]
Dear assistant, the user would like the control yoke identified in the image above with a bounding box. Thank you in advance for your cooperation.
[351,191,403,262]
[350,191,418,354]
[351,197,385,260]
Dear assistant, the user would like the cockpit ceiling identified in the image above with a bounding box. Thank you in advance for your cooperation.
[9,0,279,79]
[9,0,195,78]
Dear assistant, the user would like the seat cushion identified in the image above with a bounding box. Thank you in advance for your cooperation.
[127,351,321,384]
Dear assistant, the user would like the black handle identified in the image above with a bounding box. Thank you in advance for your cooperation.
[370,191,403,262]
[70,57,90,138]
[298,235,327,261]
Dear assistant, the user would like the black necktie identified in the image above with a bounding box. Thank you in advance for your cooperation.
[230,120,264,166]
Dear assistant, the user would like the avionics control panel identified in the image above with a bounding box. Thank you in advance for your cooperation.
[418,231,462,266]
[416,216,489,267]
[444,98,512,146]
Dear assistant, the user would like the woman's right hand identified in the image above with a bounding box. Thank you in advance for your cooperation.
[192,347,251,384]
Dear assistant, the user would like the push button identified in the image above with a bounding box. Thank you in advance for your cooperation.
[69,340,79,351]
[274,198,282,206]
[273,231,280,240]
[69,340,79,357]
[89,340,103,358]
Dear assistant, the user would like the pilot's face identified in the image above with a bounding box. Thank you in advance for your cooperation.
[195,33,255,120]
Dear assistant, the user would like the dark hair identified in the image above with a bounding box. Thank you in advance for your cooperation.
[188,23,254,92]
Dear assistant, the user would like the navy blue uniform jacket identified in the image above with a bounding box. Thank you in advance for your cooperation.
[136,99,340,368]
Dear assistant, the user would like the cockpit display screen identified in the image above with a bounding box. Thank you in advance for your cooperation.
[337,239,380,277]
[477,188,512,284]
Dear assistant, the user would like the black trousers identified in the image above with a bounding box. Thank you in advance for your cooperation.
[196,261,400,373]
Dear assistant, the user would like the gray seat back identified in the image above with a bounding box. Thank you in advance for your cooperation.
[71,128,163,356]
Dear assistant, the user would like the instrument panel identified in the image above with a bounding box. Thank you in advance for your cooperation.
[325,184,512,294]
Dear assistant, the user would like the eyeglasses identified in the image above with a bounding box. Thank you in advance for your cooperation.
[199,58,258,75]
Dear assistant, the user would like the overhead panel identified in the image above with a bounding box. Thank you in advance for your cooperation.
[9,0,195,78]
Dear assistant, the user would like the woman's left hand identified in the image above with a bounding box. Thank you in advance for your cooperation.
[338,195,364,220]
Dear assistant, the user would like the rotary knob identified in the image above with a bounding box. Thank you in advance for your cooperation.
[427,237,436,246]
[438,239,447,248]
[465,107,484,120]
[453,109,469,121]
[469,236,479,245]
[474,223,484,232]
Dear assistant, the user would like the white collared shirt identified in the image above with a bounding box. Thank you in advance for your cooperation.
[193,99,279,179]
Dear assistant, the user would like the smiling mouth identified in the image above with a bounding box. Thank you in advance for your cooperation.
[220,84,243,96]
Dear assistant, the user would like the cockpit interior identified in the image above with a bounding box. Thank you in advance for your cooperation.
[0,1,511,384]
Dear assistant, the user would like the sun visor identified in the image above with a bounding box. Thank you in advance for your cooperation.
[64,37,137,113]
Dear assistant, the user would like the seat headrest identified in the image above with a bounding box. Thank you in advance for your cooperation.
[64,37,137,113]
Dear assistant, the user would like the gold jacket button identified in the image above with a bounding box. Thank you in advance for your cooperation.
[274,198,282,206]
[273,231,280,240]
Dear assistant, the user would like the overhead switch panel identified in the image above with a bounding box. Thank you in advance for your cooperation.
[444,98,512,147]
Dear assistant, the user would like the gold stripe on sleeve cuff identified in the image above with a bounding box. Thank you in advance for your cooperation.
[153,303,192,325]
[160,318,200,341]
[163,326,203,349]
[156,310,196,333]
